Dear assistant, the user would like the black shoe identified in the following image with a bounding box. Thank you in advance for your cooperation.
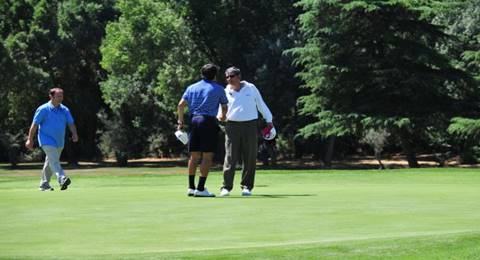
[60,177,71,190]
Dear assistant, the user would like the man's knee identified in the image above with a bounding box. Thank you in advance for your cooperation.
[202,152,214,160]
[190,152,201,161]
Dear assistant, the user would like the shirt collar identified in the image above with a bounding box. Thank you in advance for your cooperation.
[48,101,61,110]
[228,83,245,93]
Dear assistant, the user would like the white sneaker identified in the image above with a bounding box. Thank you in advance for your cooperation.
[219,188,230,197]
[241,188,252,196]
[194,188,215,197]
[187,188,195,197]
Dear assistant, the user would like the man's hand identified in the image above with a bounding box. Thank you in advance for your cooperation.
[72,133,79,142]
[217,114,226,122]
[177,99,187,131]
[25,139,34,150]
[177,120,184,131]
[25,123,38,150]
[266,122,274,129]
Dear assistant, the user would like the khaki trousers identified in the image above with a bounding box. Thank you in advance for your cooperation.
[40,145,65,185]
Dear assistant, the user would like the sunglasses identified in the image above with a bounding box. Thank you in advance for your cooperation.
[226,74,236,79]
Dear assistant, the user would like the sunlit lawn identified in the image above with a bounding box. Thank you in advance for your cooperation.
[0,165,479,259]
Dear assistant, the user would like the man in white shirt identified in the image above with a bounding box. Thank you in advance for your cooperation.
[219,67,274,196]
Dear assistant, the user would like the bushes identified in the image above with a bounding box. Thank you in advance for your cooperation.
[448,117,480,164]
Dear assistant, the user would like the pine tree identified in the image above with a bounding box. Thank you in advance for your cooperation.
[289,0,473,167]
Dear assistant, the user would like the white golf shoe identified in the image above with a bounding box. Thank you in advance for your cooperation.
[241,188,252,196]
[187,188,195,197]
[219,188,230,197]
[194,188,215,197]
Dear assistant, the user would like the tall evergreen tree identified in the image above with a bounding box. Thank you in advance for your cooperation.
[436,0,480,163]
[289,0,473,167]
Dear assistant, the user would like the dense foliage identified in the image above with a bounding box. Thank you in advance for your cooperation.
[288,0,479,166]
[1,0,479,166]
[0,0,117,165]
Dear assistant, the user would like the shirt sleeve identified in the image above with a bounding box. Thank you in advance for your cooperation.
[32,107,46,125]
[252,84,273,123]
[65,107,74,124]
[216,89,228,118]
[219,88,228,105]
[181,87,190,104]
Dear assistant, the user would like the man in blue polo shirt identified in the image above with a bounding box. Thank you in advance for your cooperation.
[25,88,78,191]
[177,63,228,197]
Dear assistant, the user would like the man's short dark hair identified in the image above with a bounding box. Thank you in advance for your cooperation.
[201,63,219,80]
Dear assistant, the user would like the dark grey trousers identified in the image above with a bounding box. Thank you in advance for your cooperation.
[223,120,258,191]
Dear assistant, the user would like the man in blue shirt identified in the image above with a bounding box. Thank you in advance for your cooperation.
[25,88,78,191]
[177,64,228,197]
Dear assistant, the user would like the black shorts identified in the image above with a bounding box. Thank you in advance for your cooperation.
[189,115,219,153]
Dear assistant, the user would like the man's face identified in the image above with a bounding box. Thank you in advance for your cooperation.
[225,73,240,84]
[50,90,64,106]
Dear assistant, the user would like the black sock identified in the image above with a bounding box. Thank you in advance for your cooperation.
[189,175,196,189]
[197,176,207,191]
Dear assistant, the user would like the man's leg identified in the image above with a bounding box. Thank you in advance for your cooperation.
[188,152,201,189]
[39,155,54,191]
[42,146,71,190]
[197,152,214,191]
[41,146,65,179]
[240,120,258,191]
[193,116,217,197]
[187,116,203,195]
[55,147,72,190]
[40,154,53,185]
[222,122,242,191]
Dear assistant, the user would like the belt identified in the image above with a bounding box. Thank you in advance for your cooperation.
[192,114,215,118]
[227,119,257,123]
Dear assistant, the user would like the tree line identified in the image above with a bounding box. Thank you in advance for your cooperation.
[1,0,479,167]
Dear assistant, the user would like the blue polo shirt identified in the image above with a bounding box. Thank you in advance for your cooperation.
[33,101,74,148]
[182,79,228,117]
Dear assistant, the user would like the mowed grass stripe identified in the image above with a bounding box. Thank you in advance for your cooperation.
[1,231,479,259]
[0,168,479,259]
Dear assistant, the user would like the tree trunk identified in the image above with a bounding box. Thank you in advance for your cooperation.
[323,136,336,167]
[66,140,79,166]
[8,147,18,169]
[115,151,128,167]
[375,150,385,170]
[400,135,419,168]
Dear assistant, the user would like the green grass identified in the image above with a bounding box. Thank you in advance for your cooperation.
[0,166,479,259]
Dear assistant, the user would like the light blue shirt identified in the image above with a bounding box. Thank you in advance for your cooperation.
[182,79,228,117]
[33,101,74,148]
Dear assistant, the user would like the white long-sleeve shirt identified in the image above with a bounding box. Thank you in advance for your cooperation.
[224,81,273,122]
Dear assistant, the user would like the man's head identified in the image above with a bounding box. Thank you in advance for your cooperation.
[201,63,219,80]
[49,88,64,106]
[225,66,241,85]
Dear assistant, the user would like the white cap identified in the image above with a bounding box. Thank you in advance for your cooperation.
[263,127,276,140]
[175,130,188,145]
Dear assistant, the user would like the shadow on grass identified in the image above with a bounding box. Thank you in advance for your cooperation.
[215,194,316,199]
